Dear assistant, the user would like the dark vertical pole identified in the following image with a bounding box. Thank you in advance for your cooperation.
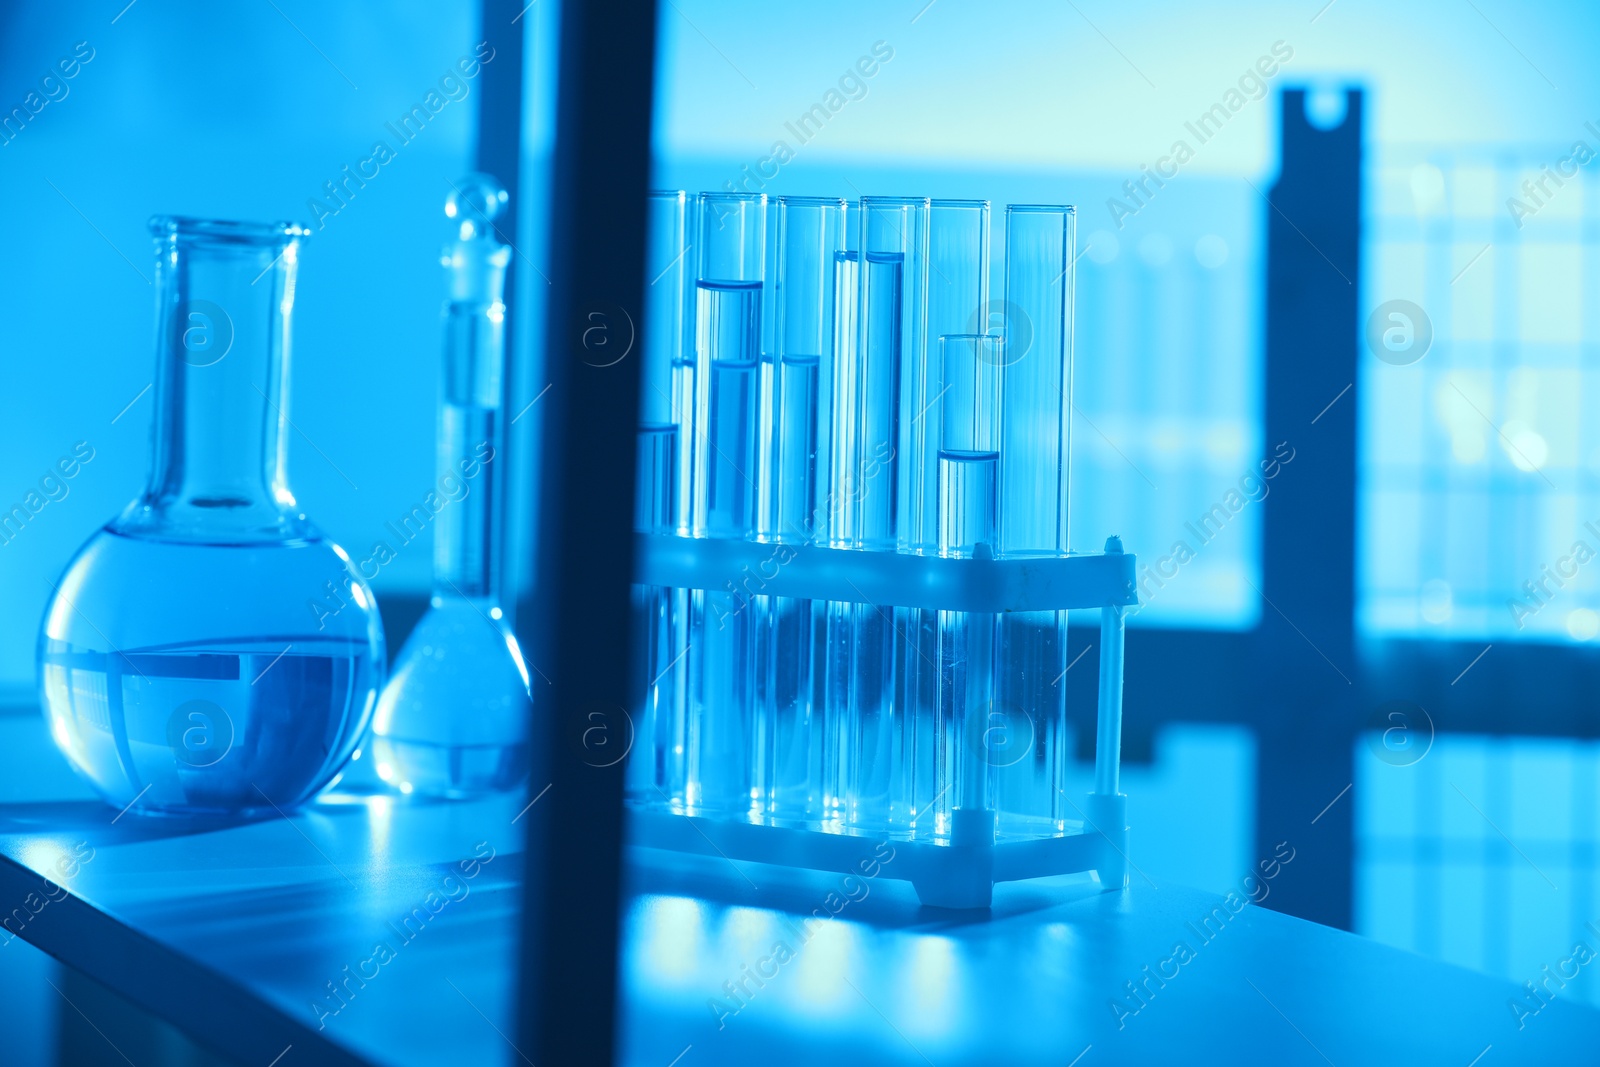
[473,0,525,312]
[1257,88,1362,929]
[517,1,658,1064]
[474,0,526,611]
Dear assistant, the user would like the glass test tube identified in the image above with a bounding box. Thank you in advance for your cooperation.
[645,191,696,534]
[903,201,989,836]
[833,197,926,835]
[856,197,925,549]
[825,247,860,549]
[817,244,859,828]
[631,193,694,810]
[997,205,1076,836]
[753,197,844,824]
[936,335,1002,838]
[758,196,844,542]
[819,201,854,542]
[629,425,686,805]
[686,192,765,817]
[908,201,990,552]
[1000,205,1074,555]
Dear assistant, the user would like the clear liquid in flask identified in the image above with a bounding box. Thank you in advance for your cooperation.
[41,528,382,814]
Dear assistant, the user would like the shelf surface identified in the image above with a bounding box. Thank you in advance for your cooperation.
[1,707,1597,1066]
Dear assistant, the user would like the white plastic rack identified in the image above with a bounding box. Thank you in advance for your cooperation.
[625,531,1137,909]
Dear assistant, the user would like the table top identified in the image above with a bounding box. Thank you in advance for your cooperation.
[2,707,1596,1066]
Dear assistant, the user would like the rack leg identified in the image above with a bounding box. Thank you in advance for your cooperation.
[1091,541,1129,888]
[1084,792,1128,890]
[914,807,995,908]
[1094,602,1125,798]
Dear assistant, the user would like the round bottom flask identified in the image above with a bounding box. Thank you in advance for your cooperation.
[39,217,384,816]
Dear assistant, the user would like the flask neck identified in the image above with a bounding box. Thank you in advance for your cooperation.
[432,229,510,599]
[125,218,311,542]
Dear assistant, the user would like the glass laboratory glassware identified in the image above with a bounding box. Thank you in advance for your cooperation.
[628,190,694,808]
[685,191,765,817]
[936,333,1003,841]
[645,190,696,535]
[996,204,1076,837]
[816,242,859,829]
[1000,205,1074,557]
[629,425,686,806]
[909,200,989,552]
[938,449,1000,845]
[39,217,384,816]
[904,200,989,837]
[833,196,927,836]
[370,175,532,799]
[751,196,845,824]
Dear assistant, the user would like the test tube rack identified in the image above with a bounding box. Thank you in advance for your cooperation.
[626,192,1134,909]
[626,531,1136,909]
